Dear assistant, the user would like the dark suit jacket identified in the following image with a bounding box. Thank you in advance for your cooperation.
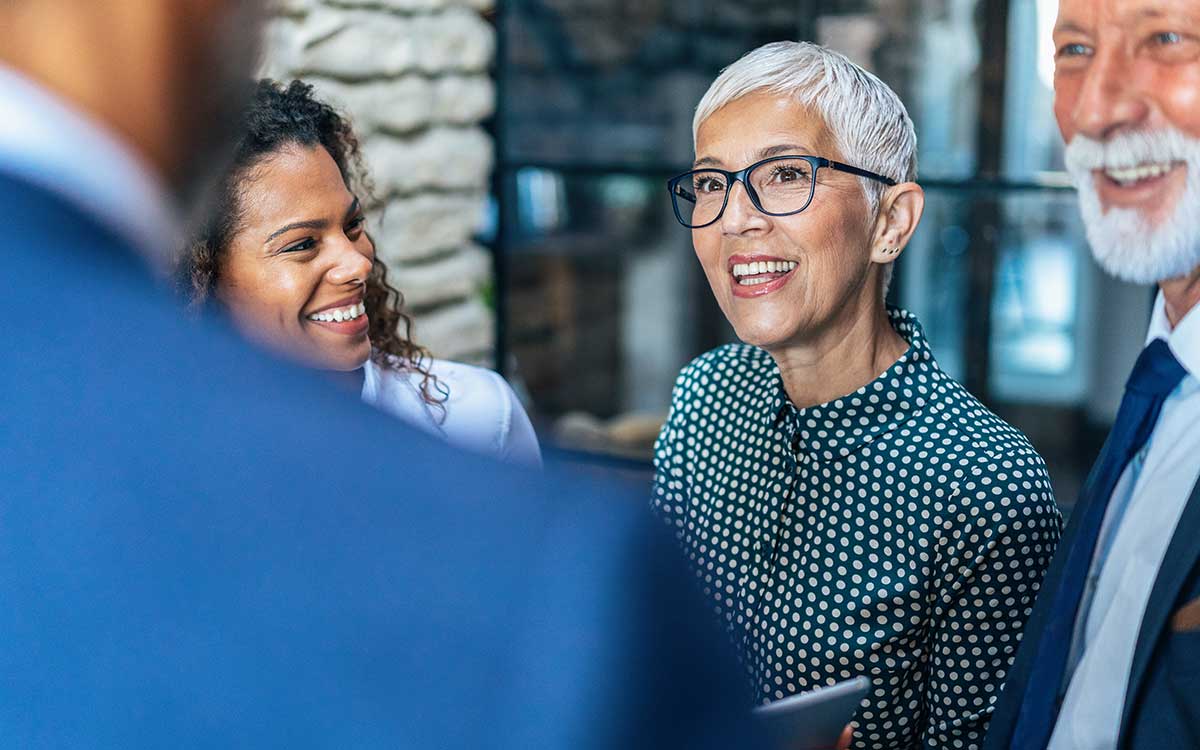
[984,440,1200,749]
[0,172,761,749]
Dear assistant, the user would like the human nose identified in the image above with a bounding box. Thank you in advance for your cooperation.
[326,237,373,286]
[719,179,769,236]
[1068,45,1150,140]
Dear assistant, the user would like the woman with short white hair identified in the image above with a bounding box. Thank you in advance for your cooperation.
[652,41,1061,749]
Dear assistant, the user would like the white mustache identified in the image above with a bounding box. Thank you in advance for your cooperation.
[1064,126,1200,285]
[1064,128,1197,172]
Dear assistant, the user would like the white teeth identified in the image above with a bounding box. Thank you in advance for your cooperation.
[732,260,798,278]
[1104,162,1173,185]
[308,302,367,323]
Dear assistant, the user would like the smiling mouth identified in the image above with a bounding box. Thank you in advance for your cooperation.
[1099,161,1181,188]
[731,260,798,286]
[307,302,366,323]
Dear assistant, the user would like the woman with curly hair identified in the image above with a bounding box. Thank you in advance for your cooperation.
[182,79,540,466]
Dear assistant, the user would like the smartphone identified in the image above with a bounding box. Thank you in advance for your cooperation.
[751,676,871,750]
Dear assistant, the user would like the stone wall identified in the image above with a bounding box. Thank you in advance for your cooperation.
[261,0,497,364]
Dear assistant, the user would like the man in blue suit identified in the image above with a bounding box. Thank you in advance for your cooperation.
[0,2,758,747]
[984,1,1200,748]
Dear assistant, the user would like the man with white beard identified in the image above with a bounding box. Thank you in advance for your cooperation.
[983,1,1200,749]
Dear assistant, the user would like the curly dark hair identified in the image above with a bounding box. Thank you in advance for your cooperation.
[181,78,443,408]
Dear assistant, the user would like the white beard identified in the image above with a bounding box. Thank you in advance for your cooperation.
[1064,127,1200,284]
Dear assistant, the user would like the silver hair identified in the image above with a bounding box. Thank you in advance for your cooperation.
[693,41,917,214]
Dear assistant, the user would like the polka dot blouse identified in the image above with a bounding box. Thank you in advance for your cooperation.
[652,308,1062,750]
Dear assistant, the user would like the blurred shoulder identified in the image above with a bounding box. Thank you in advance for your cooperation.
[3,175,758,747]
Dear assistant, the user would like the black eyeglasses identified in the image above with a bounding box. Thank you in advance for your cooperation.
[666,154,897,229]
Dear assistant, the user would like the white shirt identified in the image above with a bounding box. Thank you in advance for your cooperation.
[0,64,179,268]
[362,357,541,467]
[1048,291,1200,750]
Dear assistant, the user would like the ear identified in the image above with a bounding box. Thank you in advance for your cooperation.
[868,182,925,265]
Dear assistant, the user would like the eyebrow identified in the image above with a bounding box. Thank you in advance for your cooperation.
[1052,20,1089,36]
[1055,7,1175,36]
[692,143,814,169]
[760,143,811,159]
[264,197,361,244]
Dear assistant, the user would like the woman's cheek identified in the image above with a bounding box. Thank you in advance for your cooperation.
[693,237,725,292]
[267,269,311,323]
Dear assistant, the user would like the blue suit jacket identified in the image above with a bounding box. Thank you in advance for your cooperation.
[983,433,1200,748]
[0,173,760,748]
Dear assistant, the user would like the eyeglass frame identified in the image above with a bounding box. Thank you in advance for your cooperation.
[666,154,898,229]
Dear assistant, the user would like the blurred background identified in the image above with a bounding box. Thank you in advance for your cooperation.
[263,0,1155,510]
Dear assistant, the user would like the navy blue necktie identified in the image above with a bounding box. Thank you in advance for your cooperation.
[1009,339,1186,750]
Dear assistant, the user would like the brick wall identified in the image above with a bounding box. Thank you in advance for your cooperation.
[261,0,497,364]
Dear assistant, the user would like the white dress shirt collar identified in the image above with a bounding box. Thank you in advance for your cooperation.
[1147,290,1200,379]
[0,64,181,271]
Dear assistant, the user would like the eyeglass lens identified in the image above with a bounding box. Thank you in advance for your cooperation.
[672,158,815,227]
